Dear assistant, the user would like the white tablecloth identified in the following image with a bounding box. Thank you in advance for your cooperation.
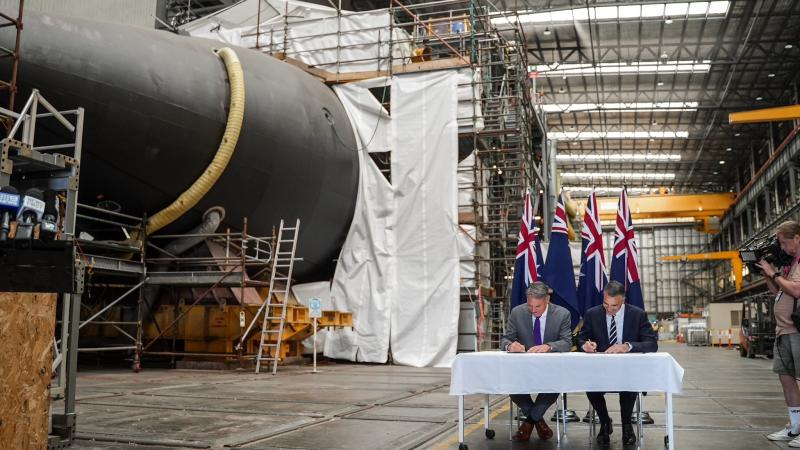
[449,352,684,395]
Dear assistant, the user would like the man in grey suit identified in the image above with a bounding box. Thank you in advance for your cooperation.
[500,281,573,442]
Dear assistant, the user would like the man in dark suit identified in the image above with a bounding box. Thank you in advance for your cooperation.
[500,281,572,442]
[578,280,658,446]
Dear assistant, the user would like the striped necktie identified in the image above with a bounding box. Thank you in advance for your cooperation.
[609,314,618,345]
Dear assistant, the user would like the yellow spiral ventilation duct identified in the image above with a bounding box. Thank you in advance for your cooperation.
[145,47,245,236]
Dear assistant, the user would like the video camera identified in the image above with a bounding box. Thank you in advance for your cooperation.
[739,235,793,273]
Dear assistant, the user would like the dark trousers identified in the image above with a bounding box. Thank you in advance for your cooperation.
[586,391,638,425]
[510,393,559,423]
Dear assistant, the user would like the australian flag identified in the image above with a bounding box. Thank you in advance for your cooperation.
[610,187,645,310]
[542,190,580,327]
[576,188,607,315]
[510,191,545,309]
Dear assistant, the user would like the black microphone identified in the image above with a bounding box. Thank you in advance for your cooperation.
[0,185,20,241]
[15,188,45,242]
[40,189,59,241]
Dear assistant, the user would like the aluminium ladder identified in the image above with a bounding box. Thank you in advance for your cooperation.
[237,218,300,374]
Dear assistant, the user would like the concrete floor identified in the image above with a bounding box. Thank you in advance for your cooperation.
[67,343,795,450]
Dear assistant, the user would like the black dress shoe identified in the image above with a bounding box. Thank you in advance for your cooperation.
[596,420,613,446]
[622,423,637,445]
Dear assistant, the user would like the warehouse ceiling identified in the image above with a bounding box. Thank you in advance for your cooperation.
[486,0,800,195]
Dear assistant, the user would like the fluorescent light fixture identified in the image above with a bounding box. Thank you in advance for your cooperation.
[566,186,656,194]
[549,131,689,140]
[562,172,675,180]
[542,102,699,113]
[491,1,729,25]
[532,60,711,78]
[556,153,681,162]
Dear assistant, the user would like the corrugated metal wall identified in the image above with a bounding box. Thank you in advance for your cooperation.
[0,0,158,28]
[602,225,711,315]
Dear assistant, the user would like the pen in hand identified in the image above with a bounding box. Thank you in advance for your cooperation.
[584,339,597,353]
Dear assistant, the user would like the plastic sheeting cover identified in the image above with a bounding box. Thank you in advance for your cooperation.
[390,71,459,367]
[183,0,411,74]
[325,71,459,367]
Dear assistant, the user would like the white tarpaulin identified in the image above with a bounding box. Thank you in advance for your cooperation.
[333,78,391,153]
[182,0,411,74]
[325,81,394,362]
[325,72,459,367]
[390,71,459,367]
[456,69,484,132]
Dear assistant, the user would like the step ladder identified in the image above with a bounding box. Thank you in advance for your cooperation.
[236,218,300,374]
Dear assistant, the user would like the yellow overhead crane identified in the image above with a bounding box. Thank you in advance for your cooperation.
[582,193,736,233]
[729,105,800,124]
[660,251,743,292]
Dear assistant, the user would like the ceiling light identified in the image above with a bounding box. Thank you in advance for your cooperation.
[657,80,665,86]
[660,52,669,60]
[541,101,699,113]
[556,153,681,162]
[786,44,794,49]
[652,120,658,125]
[561,172,675,180]
[558,87,565,93]
[756,96,763,101]
[734,133,741,137]
[531,60,712,78]
[713,171,718,175]
[565,186,655,194]
[544,26,552,35]
[492,2,730,25]
[768,73,776,78]
[719,160,725,164]
[549,130,689,140]
[665,18,673,24]
[726,147,732,151]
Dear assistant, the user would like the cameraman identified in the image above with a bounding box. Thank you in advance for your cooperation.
[756,221,800,445]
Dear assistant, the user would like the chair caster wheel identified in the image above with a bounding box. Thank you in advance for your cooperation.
[459,443,468,450]
[664,435,669,447]
[485,429,495,439]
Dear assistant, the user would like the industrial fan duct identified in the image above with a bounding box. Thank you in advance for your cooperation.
[0,10,360,279]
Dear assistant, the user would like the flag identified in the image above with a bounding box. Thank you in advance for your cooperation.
[510,191,545,309]
[542,189,580,327]
[610,187,645,310]
[576,188,607,315]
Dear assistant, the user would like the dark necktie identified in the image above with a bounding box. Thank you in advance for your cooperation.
[533,316,542,346]
[609,314,618,345]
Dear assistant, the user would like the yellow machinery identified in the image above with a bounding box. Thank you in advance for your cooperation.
[579,193,735,233]
[729,105,800,124]
[660,251,743,292]
[143,299,353,360]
